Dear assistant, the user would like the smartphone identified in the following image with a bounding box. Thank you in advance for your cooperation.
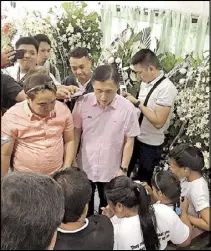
[14,49,25,61]
[69,90,85,101]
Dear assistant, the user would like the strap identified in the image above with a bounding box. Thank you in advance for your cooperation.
[138,76,166,126]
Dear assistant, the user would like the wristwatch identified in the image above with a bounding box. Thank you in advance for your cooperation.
[134,100,141,108]
[120,166,128,173]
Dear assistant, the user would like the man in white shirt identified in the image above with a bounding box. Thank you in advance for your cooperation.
[124,49,178,185]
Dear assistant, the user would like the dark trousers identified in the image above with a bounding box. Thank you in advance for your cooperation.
[128,140,163,185]
[87,181,108,217]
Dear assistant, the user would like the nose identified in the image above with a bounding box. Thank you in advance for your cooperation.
[76,68,82,75]
[24,51,30,58]
[101,92,107,101]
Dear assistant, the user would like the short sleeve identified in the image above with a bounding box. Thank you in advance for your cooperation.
[170,212,190,245]
[1,112,18,140]
[190,180,210,212]
[156,80,178,107]
[124,107,140,137]
[72,97,83,129]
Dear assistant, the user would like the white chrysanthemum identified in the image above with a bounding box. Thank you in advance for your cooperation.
[115,58,121,64]
[87,27,91,32]
[179,68,187,74]
[72,15,77,19]
[179,79,185,85]
[108,57,114,64]
[81,19,85,24]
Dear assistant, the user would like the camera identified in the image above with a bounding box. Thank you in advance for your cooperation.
[13,49,25,61]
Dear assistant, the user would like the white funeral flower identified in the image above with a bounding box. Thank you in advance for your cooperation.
[179,68,187,74]
[179,78,185,85]
[111,49,117,54]
[87,27,91,32]
[115,58,121,64]
[108,57,114,64]
[72,15,77,19]
[195,142,202,148]
[81,19,85,23]
[76,32,81,38]
[122,71,128,80]
[87,43,91,49]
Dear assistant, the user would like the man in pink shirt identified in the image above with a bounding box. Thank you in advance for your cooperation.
[1,72,75,176]
[72,64,140,216]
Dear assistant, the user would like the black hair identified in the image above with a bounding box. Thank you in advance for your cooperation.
[52,167,92,223]
[91,64,120,86]
[105,176,160,250]
[131,49,160,69]
[34,34,51,47]
[23,72,57,100]
[151,171,181,213]
[169,144,205,174]
[15,36,39,53]
[1,172,64,250]
[68,47,90,60]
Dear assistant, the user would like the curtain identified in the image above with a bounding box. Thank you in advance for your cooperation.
[100,3,209,58]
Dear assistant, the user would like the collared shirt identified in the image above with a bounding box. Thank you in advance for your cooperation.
[1,100,74,175]
[3,63,60,85]
[137,72,178,146]
[76,74,92,91]
[72,93,140,182]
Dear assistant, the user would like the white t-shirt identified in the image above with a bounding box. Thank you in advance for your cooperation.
[137,72,178,146]
[180,177,210,217]
[111,204,189,250]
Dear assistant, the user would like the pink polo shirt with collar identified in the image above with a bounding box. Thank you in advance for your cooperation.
[72,93,140,182]
[1,100,74,175]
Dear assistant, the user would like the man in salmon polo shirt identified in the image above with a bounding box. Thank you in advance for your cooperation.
[1,72,75,176]
[72,64,140,216]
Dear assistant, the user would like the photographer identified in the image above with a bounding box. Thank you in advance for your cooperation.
[1,48,16,69]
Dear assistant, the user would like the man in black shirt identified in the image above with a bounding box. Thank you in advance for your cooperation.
[61,47,93,111]
[1,73,26,114]
[52,167,114,250]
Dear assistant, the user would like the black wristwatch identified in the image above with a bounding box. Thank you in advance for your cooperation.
[120,166,128,173]
[134,100,141,108]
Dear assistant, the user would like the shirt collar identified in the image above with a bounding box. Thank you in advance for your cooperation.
[76,72,93,89]
[23,100,56,120]
[148,71,164,87]
[92,94,118,109]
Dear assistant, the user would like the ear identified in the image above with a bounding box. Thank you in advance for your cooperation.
[116,202,124,211]
[148,65,155,72]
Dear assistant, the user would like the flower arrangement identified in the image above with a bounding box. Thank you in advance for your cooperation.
[10,1,102,79]
[1,14,17,50]
[98,25,152,96]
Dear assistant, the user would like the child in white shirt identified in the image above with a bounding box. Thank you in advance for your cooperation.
[102,176,191,250]
[169,144,210,232]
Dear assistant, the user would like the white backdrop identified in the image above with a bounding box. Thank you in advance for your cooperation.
[1,1,209,17]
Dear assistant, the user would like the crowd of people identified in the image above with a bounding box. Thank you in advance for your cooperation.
[1,34,210,250]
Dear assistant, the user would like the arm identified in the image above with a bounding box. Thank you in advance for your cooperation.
[177,211,192,247]
[63,110,76,167]
[1,136,15,176]
[72,98,83,166]
[125,95,171,129]
[138,103,171,129]
[121,136,134,169]
[15,90,26,102]
[188,208,210,231]
[63,129,75,168]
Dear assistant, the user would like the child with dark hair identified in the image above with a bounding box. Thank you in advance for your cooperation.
[144,171,182,215]
[52,167,114,250]
[102,176,191,250]
[169,144,210,232]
